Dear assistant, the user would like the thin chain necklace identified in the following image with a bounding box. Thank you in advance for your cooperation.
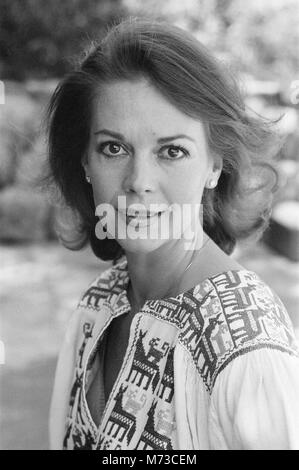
[169,235,211,298]
[126,235,211,306]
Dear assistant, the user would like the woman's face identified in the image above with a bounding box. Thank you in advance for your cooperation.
[85,79,221,253]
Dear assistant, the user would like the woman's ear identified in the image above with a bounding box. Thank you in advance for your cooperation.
[205,154,223,189]
[212,152,223,176]
[81,153,89,173]
[81,151,87,166]
[81,155,91,184]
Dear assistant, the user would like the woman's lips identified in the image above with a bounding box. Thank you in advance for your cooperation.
[125,211,163,227]
[117,209,166,227]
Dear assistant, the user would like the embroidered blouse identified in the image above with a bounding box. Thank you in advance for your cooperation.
[49,255,299,450]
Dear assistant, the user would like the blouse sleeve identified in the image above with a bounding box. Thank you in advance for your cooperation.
[48,309,82,450]
[209,348,299,450]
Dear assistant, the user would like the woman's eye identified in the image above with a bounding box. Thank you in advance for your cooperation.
[98,142,127,157]
[97,142,189,159]
[160,145,189,160]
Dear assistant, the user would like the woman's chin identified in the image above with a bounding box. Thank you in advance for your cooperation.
[116,235,168,254]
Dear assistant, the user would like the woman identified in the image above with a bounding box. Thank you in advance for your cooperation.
[46,17,299,450]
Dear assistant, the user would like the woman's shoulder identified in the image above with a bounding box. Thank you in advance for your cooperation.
[206,266,294,336]
[76,257,127,310]
[62,260,123,335]
[202,266,295,335]
[179,267,299,392]
[58,259,127,360]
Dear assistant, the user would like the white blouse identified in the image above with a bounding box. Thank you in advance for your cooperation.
[49,256,299,450]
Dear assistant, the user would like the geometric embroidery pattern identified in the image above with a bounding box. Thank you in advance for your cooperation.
[63,257,299,449]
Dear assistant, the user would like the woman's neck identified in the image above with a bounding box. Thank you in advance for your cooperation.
[125,231,218,310]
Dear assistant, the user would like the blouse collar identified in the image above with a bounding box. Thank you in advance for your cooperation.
[106,255,259,320]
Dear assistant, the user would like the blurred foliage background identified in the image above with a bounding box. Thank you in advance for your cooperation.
[1,0,298,81]
[0,0,298,246]
[0,0,124,80]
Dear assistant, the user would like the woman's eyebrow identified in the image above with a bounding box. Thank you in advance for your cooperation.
[94,129,196,143]
[94,129,125,139]
[157,134,195,144]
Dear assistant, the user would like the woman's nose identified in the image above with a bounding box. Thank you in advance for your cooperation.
[123,155,157,194]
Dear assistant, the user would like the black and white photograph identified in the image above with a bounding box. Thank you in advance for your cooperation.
[0,0,299,452]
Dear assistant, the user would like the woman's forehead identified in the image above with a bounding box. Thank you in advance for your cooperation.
[92,79,205,140]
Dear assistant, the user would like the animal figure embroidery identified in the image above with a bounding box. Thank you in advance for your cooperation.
[195,313,223,384]
[102,385,136,445]
[126,331,168,392]
[158,347,175,403]
[137,401,173,450]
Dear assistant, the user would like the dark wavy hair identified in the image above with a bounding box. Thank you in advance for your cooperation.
[40,16,281,263]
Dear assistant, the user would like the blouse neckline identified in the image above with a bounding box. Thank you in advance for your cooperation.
[109,255,259,315]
